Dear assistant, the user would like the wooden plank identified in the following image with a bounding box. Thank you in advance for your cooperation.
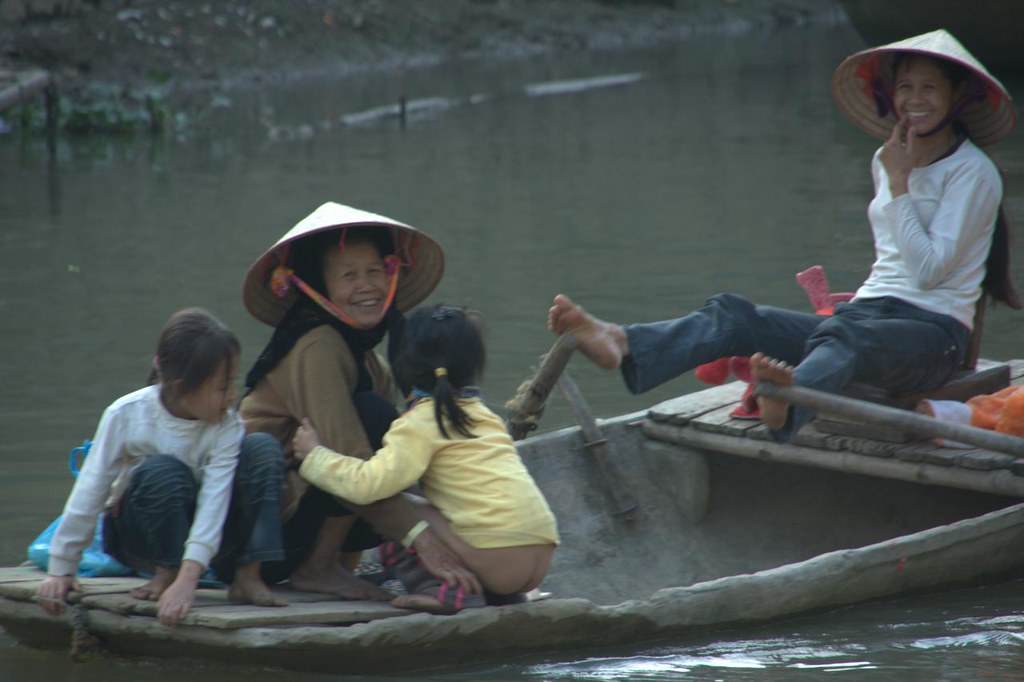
[845,437,904,458]
[919,449,960,467]
[0,567,48,584]
[689,405,763,437]
[648,382,748,425]
[814,417,914,443]
[642,419,1024,497]
[0,576,148,601]
[792,424,847,451]
[182,600,410,629]
[956,450,1018,471]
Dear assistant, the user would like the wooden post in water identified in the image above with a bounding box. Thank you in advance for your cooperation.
[756,381,1024,457]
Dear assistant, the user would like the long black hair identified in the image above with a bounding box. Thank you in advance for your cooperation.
[394,304,486,439]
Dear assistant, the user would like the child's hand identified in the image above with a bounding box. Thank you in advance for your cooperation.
[36,575,80,616]
[292,417,321,461]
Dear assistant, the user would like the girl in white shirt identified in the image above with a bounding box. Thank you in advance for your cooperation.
[36,308,287,626]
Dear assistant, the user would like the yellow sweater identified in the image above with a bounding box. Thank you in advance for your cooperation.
[300,398,559,549]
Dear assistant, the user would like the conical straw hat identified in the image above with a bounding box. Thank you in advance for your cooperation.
[832,29,1016,147]
[243,202,445,327]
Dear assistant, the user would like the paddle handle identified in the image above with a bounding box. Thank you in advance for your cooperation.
[505,333,578,440]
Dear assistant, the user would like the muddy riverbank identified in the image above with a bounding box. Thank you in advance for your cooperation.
[2,1,845,104]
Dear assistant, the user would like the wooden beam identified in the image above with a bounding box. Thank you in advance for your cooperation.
[642,420,1024,497]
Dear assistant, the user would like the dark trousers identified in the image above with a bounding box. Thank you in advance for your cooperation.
[103,433,285,582]
[621,293,969,441]
[261,391,399,584]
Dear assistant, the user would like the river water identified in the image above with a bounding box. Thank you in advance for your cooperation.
[3,21,1024,681]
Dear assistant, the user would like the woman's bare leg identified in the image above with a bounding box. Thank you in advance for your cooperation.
[289,516,391,600]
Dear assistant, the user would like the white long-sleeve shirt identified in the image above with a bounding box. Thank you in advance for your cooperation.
[47,385,243,576]
[855,138,1002,330]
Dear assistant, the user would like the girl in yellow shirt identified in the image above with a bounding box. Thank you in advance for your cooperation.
[293,304,558,613]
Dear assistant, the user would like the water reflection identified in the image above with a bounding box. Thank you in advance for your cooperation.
[3,20,1024,681]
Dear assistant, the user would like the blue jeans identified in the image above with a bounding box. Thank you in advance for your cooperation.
[622,293,969,441]
[103,433,285,581]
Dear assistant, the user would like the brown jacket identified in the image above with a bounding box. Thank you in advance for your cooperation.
[240,325,417,535]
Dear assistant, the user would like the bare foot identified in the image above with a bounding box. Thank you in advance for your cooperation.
[130,566,177,601]
[390,593,453,614]
[750,352,795,431]
[547,294,628,370]
[228,563,288,607]
[288,561,393,601]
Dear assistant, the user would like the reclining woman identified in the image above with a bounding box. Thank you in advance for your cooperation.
[241,202,481,598]
[549,29,1019,441]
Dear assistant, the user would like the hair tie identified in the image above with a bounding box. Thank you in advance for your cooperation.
[434,367,448,378]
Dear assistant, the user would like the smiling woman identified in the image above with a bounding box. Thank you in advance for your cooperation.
[547,28,1019,443]
[235,202,488,602]
[323,241,394,329]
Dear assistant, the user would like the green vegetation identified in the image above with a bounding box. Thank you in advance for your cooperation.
[17,82,176,135]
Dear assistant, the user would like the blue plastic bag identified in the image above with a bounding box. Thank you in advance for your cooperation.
[26,439,133,577]
[27,513,133,577]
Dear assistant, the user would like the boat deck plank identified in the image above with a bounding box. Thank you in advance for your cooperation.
[0,566,409,628]
[644,364,1024,497]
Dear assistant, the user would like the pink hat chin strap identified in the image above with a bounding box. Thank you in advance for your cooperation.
[270,254,400,329]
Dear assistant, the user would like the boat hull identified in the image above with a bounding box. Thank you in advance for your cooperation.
[4,377,1024,673]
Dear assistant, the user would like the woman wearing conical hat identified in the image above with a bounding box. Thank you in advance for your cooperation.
[240,202,481,599]
[547,29,1019,441]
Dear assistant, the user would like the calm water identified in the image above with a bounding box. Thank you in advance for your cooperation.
[3,21,1024,680]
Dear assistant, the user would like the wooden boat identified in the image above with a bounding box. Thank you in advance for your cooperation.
[836,0,1024,75]
[4,360,1024,674]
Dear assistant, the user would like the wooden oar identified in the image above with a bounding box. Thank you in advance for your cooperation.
[504,333,638,518]
[505,333,579,440]
[558,371,639,519]
[755,381,1024,458]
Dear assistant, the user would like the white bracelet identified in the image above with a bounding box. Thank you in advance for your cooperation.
[401,520,430,548]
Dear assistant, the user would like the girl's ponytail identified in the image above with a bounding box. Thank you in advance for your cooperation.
[432,367,475,439]
[394,304,487,440]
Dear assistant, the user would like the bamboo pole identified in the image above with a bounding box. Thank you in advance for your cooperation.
[504,333,578,440]
[755,382,1024,458]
